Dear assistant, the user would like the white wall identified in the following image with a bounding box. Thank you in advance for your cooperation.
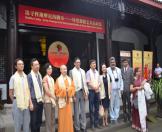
[112,26,148,50]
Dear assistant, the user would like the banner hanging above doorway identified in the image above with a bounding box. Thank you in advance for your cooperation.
[18,5,105,33]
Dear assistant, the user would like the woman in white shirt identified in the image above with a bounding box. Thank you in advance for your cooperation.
[99,63,111,127]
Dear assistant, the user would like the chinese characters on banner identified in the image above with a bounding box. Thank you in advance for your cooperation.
[132,50,142,70]
[143,51,153,80]
[18,5,105,33]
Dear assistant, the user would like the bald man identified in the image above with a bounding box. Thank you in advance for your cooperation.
[55,65,75,132]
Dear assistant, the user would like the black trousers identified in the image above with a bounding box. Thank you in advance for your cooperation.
[122,91,131,121]
[30,99,43,132]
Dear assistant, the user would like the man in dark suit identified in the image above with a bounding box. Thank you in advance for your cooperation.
[27,58,44,132]
[121,59,134,122]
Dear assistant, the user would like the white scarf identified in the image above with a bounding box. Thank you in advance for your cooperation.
[14,71,30,110]
[72,67,88,95]
[47,75,56,107]
[58,74,71,89]
[57,74,73,108]
[138,89,147,132]
[90,69,99,87]
[31,70,43,102]
[144,82,153,100]
[100,75,111,99]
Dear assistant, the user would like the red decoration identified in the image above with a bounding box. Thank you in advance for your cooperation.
[48,41,69,68]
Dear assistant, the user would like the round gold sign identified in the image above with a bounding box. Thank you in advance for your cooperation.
[48,41,69,68]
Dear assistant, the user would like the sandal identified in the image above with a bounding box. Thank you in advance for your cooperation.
[102,122,105,127]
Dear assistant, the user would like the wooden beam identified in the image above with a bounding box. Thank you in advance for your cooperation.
[132,0,162,10]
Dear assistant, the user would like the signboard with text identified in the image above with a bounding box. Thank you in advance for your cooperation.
[143,51,153,80]
[120,51,132,67]
[132,50,142,70]
[18,5,105,33]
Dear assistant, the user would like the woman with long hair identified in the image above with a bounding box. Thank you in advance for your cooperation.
[99,63,111,127]
[130,67,147,132]
[43,63,56,132]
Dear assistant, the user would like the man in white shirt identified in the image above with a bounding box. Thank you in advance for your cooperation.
[154,63,162,79]
[69,57,88,132]
[86,59,101,130]
[9,58,33,132]
[107,57,123,124]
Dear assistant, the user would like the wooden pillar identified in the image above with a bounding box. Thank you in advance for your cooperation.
[7,0,17,76]
[149,22,158,71]
[105,18,112,65]
[7,0,17,102]
[150,36,157,69]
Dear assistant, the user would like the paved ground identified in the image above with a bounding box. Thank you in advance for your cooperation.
[1,103,162,132]
[115,119,162,132]
[115,118,162,132]
[40,116,162,132]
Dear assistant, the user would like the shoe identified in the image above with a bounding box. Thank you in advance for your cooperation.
[114,120,119,124]
[75,130,80,132]
[111,120,115,124]
[90,126,95,131]
[81,129,87,132]
[95,125,102,129]
[102,122,105,127]
[124,117,127,122]
[105,122,109,127]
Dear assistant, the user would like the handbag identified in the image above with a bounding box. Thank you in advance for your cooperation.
[99,102,105,117]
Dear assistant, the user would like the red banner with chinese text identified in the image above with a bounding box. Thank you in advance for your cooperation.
[18,5,105,33]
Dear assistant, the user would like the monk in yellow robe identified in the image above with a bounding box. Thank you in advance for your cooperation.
[55,65,75,132]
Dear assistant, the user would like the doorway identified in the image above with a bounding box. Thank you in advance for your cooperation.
[112,41,135,68]
[18,27,97,78]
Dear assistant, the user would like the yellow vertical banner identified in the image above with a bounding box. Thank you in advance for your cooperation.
[143,51,153,80]
[132,50,142,69]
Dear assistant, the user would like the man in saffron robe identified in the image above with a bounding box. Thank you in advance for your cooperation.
[55,65,75,132]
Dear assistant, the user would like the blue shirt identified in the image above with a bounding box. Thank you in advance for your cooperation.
[86,69,100,90]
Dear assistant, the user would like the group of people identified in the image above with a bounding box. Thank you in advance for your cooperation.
[9,57,149,132]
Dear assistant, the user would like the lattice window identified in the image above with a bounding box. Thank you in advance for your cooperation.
[0,35,7,83]
[80,0,162,22]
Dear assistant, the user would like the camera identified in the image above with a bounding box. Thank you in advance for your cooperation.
[115,78,119,82]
